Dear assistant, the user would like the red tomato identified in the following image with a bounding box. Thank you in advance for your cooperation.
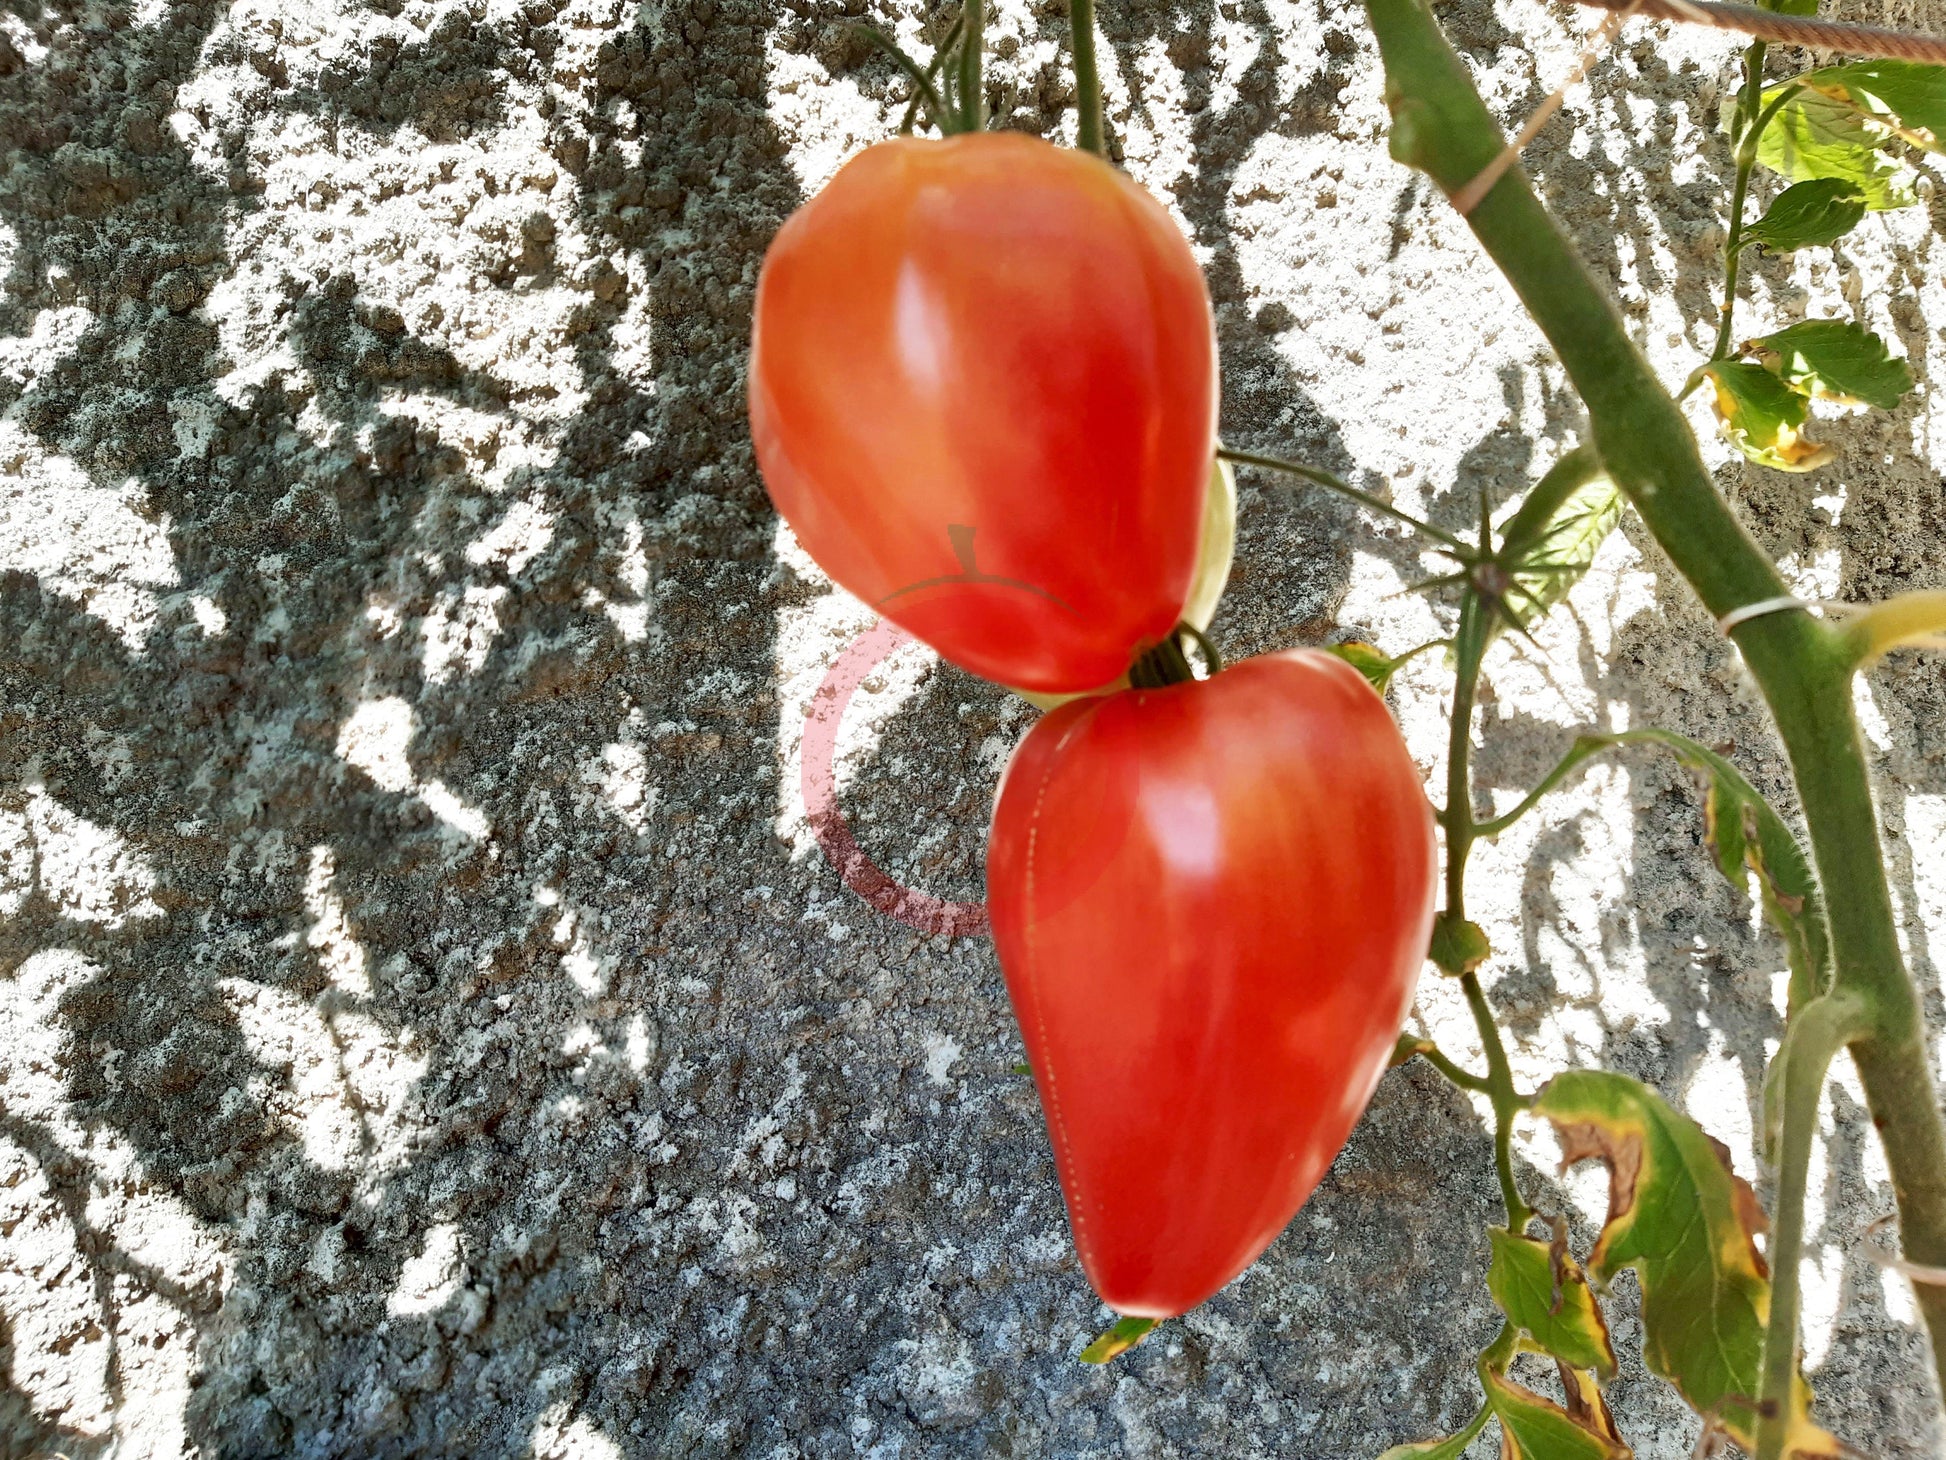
[749,133,1218,693]
[987,650,1437,1316]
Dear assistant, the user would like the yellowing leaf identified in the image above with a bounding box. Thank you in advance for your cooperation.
[1079,1316,1156,1364]
[1376,1432,1481,1460]
[1703,361,1833,472]
[1533,1071,1843,1457]
[1327,640,1408,695]
[1484,1368,1630,1460]
[1622,729,1830,1012]
[1799,60,1946,152]
[1505,480,1625,628]
[1487,1229,1617,1377]
[1750,319,1913,412]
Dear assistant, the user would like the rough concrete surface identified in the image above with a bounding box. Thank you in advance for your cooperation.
[1,0,1944,1451]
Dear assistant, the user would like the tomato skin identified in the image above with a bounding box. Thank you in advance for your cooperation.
[987,650,1437,1316]
[749,133,1218,693]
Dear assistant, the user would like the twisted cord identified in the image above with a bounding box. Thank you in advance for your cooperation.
[1570,0,1946,64]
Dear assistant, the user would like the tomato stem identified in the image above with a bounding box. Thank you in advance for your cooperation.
[1840,589,1946,666]
[899,13,965,135]
[1709,42,1773,368]
[1128,625,1217,687]
[1395,1032,1493,1093]
[959,0,985,130]
[1071,0,1105,154]
[1442,588,1534,1233]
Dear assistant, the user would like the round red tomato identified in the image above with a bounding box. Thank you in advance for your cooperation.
[749,133,1218,694]
[987,650,1437,1316]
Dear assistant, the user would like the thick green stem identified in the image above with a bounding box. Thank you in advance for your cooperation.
[959,0,984,130]
[1444,592,1534,1232]
[1070,0,1104,155]
[1364,0,1946,1406]
[1712,41,1767,363]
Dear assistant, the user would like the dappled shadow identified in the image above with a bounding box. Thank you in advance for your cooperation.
[2,0,1944,1455]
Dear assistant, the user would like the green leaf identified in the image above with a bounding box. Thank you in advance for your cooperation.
[1533,1071,1842,1456]
[1749,318,1913,411]
[1326,640,1407,695]
[1701,360,1832,472]
[1506,479,1625,626]
[1079,1316,1156,1364]
[1377,1403,1492,1460]
[1484,1368,1630,1460]
[1755,84,1915,210]
[1428,912,1490,976]
[1487,1228,1618,1377]
[1798,59,1946,150]
[1617,729,1830,1011]
[1376,1431,1481,1459]
[1740,178,1867,253]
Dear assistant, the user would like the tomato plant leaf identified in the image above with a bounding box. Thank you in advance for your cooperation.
[1740,178,1867,253]
[1428,912,1491,976]
[1375,1431,1481,1459]
[1484,1368,1631,1460]
[1486,1229,1617,1377]
[1701,360,1833,473]
[1747,318,1913,411]
[1532,1071,1843,1456]
[1376,1402,1492,1459]
[1505,479,1625,626]
[1327,640,1406,695]
[1797,59,1946,151]
[1754,84,1915,209]
[1079,1316,1157,1363]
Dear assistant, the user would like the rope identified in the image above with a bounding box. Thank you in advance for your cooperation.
[1569,0,1946,64]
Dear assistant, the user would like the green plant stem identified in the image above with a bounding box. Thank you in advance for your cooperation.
[1218,446,1468,549]
[1364,0,1946,1423]
[1070,0,1104,155]
[1712,40,1768,364]
[1755,990,1869,1458]
[899,13,964,134]
[1842,589,1946,665]
[1473,734,1608,839]
[1444,592,1534,1233]
[1394,1031,1493,1093]
[960,0,984,130]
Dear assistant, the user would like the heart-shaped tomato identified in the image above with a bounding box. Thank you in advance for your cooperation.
[987,650,1437,1316]
[749,132,1218,694]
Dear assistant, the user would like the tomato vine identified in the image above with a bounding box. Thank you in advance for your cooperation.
[755,0,1946,1453]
